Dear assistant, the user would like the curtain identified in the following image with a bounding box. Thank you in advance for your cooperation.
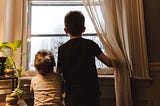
[0,0,27,67]
[82,0,149,106]
[0,0,13,42]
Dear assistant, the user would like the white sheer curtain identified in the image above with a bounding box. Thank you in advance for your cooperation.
[0,0,13,42]
[0,0,27,67]
[82,0,149,106]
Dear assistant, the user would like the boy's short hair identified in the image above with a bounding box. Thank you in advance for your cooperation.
[64,11,85,36]
[34,49,55,75]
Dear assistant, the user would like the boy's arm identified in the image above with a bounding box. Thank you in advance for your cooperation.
[97,53,113,67]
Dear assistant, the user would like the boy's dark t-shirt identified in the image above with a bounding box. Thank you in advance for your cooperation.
[57,37,102,94]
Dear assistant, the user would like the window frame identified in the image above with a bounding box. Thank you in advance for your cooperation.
[23,0,107,73]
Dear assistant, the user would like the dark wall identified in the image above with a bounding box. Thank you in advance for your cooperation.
[143,0,160,62]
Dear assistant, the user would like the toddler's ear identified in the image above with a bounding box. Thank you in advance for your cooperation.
[64,27,69,34]
[82,26,86,33]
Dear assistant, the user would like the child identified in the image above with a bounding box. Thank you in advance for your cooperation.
[31,49,64,106]
[57,11,113,106]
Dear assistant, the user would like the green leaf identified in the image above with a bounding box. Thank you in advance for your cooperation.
[17,68,22,78]
[3,42,14,50]
[14,40,22,49]
[0,43,5,51]
[4,56,14,69]
[0,43,4,47]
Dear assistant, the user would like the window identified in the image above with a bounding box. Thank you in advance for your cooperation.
[27,0,106,71]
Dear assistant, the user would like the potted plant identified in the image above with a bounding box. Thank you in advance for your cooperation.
[0,40,24,105]
[0,40,23,77]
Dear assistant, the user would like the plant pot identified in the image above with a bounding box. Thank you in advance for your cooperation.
[5,103,18,106]
[5,95,18,106]
[0,57,7,76]
[6,99,27,106]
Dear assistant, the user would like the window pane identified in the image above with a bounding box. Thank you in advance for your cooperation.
[28,36,69,70]
[31,5,96,34]
[28,36,105,70]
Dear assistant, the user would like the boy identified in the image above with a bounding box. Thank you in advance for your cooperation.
[57,11,113,106]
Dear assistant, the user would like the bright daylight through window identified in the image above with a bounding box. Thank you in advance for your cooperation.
[27,1,106,71]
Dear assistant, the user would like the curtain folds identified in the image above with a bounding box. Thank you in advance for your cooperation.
[0,0,13,42]
[0,0,25,42]
[82,0,149,106]
[0,0,27,67]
